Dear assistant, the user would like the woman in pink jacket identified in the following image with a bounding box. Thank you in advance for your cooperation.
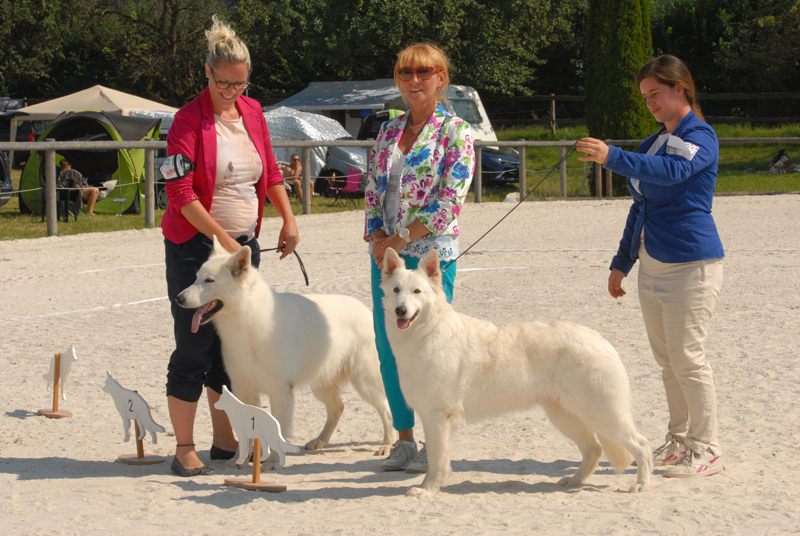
[162,16,299,477]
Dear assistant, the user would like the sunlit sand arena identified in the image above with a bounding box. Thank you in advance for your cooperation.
[1,195,798,534]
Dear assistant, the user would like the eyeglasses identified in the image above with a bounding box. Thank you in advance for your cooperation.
[397,66,442,81]
[209,69,248,91]
[291,157,300,161]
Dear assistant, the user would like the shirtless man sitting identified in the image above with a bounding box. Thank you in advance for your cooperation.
[282,154,312,203]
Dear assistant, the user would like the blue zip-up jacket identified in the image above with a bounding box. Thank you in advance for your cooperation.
[607,111,725,275]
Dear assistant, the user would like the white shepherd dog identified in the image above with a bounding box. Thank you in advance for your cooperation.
[380,248,652,497]
[177,238,395,468]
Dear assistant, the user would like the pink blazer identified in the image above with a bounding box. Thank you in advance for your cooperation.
[161,88,283,244]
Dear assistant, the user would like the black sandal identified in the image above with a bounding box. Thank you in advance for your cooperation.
[171,456,215,477]
[210,445,237,460]
[171,444,214,476]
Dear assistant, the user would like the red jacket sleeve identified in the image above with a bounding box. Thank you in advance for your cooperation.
[165,110,202,211]
[260,111,283,188]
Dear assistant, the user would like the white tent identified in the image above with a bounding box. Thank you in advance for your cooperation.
[10,85,177,164]
[264,106,352,178]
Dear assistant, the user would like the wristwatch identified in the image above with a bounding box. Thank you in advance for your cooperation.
[399,227,412,244]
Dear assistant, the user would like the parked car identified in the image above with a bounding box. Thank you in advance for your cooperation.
[480,147,520,183]
[151,118,172,209]
[0,112,47,168]
[315,136,368,197]
[0,149,12,211]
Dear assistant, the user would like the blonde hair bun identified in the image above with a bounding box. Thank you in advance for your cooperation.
[205,14,250,70]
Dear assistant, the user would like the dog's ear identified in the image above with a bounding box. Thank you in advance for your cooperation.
[420,249,441,285]
[228,246,252,279]
[211,235,228,257]
[381,248,404,281]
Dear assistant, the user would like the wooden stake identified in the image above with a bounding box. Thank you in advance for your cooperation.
[52,354,60,413]
[38,353,73,419]
[253,438,262,483]
[135,421,145,458]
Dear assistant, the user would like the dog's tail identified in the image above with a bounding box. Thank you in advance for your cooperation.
[597,435,634,474]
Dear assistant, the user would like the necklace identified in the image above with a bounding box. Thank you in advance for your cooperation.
[407,117,426,133]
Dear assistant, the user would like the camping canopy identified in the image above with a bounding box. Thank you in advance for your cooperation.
[19,111,161,215]
[9,85,176,167]
[15,85,178,121]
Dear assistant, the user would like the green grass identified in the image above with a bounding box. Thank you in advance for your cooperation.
[486,123,800,201]
[0,169,367,240]
[2,123,798,239]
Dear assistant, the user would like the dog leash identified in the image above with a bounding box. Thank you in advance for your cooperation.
[263,247,309,286]
[442,143,579,270]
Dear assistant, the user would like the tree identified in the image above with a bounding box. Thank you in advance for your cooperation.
[585,0,654,195]
[231,0,574,99]
[715,0,800,93]
[0,0,62,98]
[94,0,224,106]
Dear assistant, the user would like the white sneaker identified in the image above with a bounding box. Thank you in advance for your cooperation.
[381,440,417,471]
[653,433,688,467]
[405,444,428,474]
[664,447,724,478]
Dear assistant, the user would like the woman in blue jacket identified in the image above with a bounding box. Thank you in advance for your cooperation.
[577,55,725,478]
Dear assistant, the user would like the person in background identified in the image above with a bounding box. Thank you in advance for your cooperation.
[58,159,99,216]
[768,149,797,173]
[364,42,475,474]
[283,153,311,202]
[577,54,725,478]
[162,15,299,477]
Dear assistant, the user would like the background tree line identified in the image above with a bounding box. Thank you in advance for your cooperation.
[1,0,798,108]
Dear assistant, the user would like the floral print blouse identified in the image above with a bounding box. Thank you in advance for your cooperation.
[364,104,475,260]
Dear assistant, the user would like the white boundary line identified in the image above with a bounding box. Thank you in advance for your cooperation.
[2,247,798,283]
[3,263,799,323]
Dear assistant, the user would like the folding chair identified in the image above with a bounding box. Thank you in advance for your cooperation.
[41,188,81,222]
[331,168,363,209]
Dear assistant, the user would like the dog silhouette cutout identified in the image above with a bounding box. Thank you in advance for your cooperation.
[214,386,301,468]
[103,372,165,444]
[43,343,78,400]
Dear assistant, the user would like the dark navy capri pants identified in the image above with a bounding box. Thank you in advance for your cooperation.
[165,233,261,402]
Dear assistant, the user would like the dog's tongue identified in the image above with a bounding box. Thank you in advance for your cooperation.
[191,302,215,333]
[396,318,411,330]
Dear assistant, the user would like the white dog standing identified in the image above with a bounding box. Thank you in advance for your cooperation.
[177,238,394,468]
[381,248,652,497]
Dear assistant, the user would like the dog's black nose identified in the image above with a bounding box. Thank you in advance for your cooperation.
[395,305,407,318]
[175,294,185,306]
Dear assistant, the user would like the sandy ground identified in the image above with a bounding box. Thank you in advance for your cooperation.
[1,195,798,535]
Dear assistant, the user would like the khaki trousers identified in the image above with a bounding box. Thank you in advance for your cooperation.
[638,241,724,456]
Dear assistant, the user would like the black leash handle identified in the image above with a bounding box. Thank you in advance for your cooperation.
[443,143,579,270]
[262,247,309,286]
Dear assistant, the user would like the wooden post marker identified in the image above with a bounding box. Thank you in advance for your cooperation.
[39,345,78,418]
[215,386,299,492]
[103,372,166,465]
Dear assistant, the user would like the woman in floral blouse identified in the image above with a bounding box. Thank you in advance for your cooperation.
[364,42,475,474]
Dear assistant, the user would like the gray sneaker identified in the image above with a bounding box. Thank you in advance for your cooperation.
[653,433,688,467]
[405,444,428,474]
[381,440,417,471]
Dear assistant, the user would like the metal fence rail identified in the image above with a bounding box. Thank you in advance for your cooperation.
[2,137,799,236]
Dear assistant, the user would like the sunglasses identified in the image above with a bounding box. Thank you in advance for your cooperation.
[209,69,248,91]
[291,158,300,161]
[397,66,442,81]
